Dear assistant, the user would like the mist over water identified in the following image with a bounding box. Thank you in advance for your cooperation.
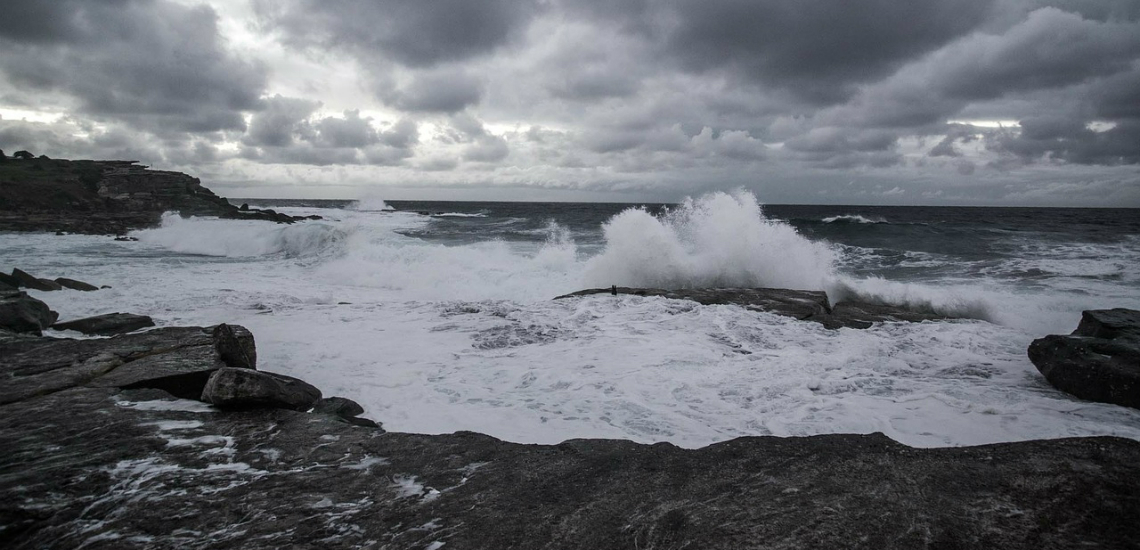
[7,191,1139,448]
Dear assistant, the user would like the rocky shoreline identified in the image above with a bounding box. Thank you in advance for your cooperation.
[0,157,315,234]
[3,280,1140,548]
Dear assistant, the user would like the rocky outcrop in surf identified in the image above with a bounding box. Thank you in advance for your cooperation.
[0,156,315,234]
[1029,308,1140,410]
[555,287,950,329]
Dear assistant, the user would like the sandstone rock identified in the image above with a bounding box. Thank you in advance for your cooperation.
[314,396,365,418]
[556,287,951,329]
[1074,308,1140,340]
[1,385,1138,549]
[201,367,322,411]
[0,324,255,404]
[313,396,381,428]
[557,287,830,320]
[1029,308,1140,410]
[54,277,99,291]
[51,312,155,336]
[11,268,62,291]
[0,290,58,335]
[0,271,20,288]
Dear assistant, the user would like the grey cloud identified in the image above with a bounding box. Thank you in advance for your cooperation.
[0,0,267,134]
[930,8,1140,100]
[613,0,995,104]
[240,96,418,166]
[314,110,378,148]
[244,96,321,148]
[988,117,1140,164]
[255,0,541,68]
[380,70,484,113]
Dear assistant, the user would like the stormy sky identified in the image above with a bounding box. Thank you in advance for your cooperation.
[1,0,1138,205]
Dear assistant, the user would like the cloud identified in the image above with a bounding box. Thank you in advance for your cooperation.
[378,69,485,113]
[0,0,267,134]
[239,96,418,166]
[254,0,541,68]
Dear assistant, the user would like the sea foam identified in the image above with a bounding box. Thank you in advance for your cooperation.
[584,190,838,292]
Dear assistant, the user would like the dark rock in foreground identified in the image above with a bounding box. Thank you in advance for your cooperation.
[556,287,950,329]
[0,323,255,405]
[1,321,1139,549]
[0,290,59,335]
[201,367,322,411]
[51,312,155,336]
[1029,308,1140,410]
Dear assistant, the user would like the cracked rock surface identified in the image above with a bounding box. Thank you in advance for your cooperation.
[2,324,1139,549]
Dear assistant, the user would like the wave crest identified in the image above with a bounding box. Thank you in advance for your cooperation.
[135,213,346,258]
[584,190,838,291]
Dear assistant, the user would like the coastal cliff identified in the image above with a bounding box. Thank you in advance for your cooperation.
[0,156,308,234]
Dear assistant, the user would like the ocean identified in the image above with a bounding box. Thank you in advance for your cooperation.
[4,190,1139,447]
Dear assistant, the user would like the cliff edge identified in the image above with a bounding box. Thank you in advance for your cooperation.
[0,156,306,234]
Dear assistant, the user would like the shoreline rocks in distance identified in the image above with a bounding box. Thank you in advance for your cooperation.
[0,157,317,234]
[1029,308,1140,410]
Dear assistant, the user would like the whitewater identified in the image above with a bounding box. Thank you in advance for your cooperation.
[4,191,1139,448]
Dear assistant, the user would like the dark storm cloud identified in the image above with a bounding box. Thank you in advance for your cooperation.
[378,69,485,113]
[254,0,541,68]
[566,0,994,105]
[240,96,419,166]
[988,117,1140,164]
[0,0,267,134]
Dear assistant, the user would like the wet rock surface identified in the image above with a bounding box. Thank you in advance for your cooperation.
[201,367,322,411]
[53,277,99,291]
[51,312,155,336]
[556,287,951,329]
[0,290,59,335]
[1029,308,1140,410]
[1,322,1139,549]
[0,158,312,233]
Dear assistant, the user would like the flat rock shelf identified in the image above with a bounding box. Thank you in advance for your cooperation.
[2,323,1140,549]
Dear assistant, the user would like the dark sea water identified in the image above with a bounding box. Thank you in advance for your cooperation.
[244,197,1140,296]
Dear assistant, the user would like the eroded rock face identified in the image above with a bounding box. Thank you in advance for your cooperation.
[53,277,99,291]
[201,367,322,411]
[1029,309,1140,410]
[0,324,255,405]
[0,158,313,233]
[2,321,1139,549]
[555,287,951,329]
[11,268,62,291]
[1,386,1139,549]
[0,290,58,335]
[51,312,155,336]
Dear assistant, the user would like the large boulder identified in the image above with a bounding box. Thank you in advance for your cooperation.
[201,367,322,411]
[0,290,59,334]
[0,271,20,288]
[52,312,155,336]
[1028,309,1140,409]
[54,277,100,291]
[11,268,62,291]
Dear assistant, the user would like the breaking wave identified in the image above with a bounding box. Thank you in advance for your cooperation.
[133,213,347,258]
[584,190,839,292]
[822,214,888,224]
